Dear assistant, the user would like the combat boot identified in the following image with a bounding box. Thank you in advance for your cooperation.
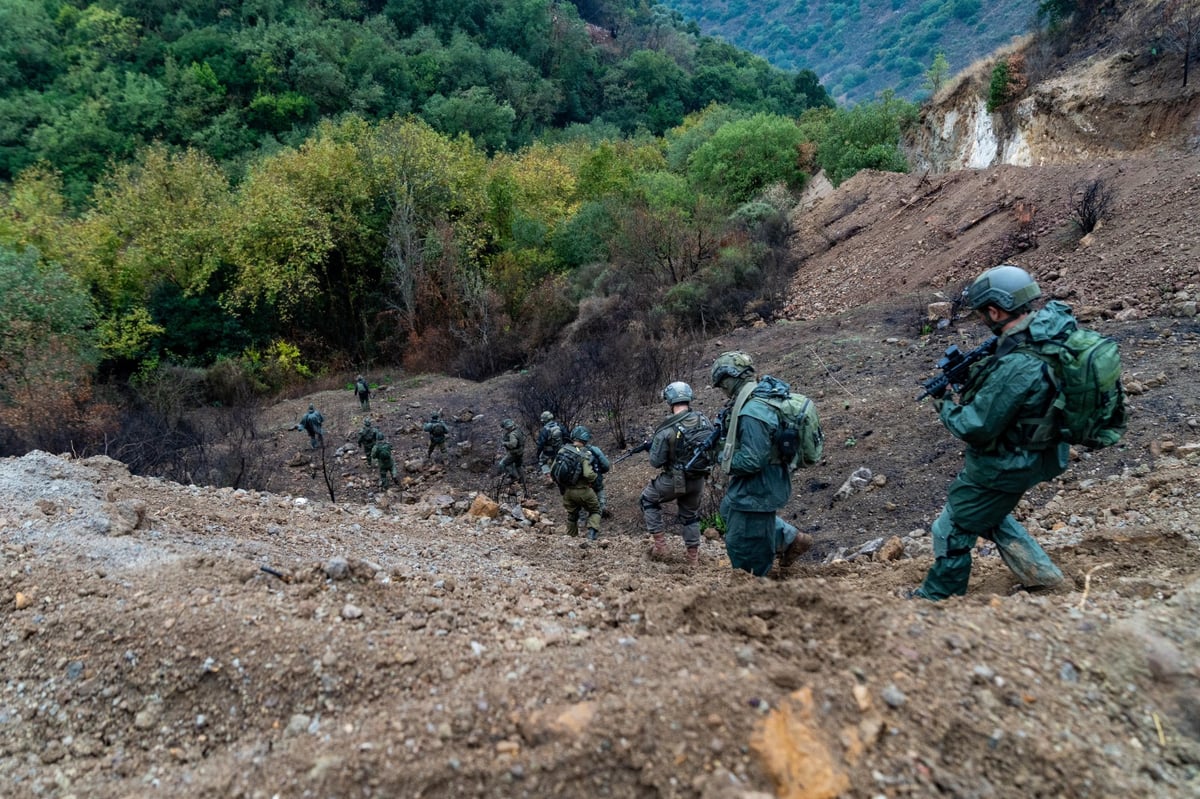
[649,533,669,559]
[586,528,599,541]
[780,532,814,567]
[685,546,699,566]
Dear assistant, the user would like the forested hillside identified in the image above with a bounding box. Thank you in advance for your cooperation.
[0,0,830,202]
[0,0,922,464]
[657,0,1038,102]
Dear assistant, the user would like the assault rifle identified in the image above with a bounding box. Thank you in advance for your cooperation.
[613,440,651,465]
[682,407,727,472]
[916,335,997,402]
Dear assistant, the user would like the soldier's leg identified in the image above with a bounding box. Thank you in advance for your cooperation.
[917,474,1022,600]
[721,497,776,576]
[992,515,1064,588]
[562,490,580,536]
[640,475,672,533]
[677,478,704,550]
[582,489,601,539]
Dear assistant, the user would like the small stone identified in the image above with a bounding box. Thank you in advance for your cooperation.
[880,685,906,709]
[341,604,363,620]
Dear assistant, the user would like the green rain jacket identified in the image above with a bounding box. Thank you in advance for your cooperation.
[723,379,793,513]
[938,304,1075,493]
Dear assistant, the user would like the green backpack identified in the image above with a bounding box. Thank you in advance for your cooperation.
[1024,325,1127,449]
[754,376,824,471]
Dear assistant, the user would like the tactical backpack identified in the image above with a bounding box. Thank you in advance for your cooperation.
[540,421,565,453]
[550,445,595,489]
[746,375,823,470]
[1023,327,1127,449]
[761,393,824,470]
[672,412,716,475]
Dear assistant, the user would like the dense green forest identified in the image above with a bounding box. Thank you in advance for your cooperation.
[0,0,920,465]
[657,0,1039,102]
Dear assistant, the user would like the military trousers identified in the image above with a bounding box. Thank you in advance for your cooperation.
[918,471,1064,600]
[561,484,600,536]
[720,496,788,577]
[641,472,704,548]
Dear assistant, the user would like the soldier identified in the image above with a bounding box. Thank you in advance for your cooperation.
[553,426,609,540]
[911,265,1070,600]
[356,417,376,458]
[354,375,371,411]
[535,411,566,482]
[709,352,815,576]
[642,381,713,566]
[370,430,397,490]
[497,418,529,497]
[296,404,325,449]
[423,412,450,463]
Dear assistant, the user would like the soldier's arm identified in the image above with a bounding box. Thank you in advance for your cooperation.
[938,355,1043,446]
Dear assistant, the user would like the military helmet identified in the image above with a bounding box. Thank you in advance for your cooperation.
[571,425,591,443]
[431,412,440,421]
[965,264,1041,312]
[540,411,553,423]
[374,429,385,440]
[501,418,515,430]
[308,404,315,412]
[662,381,694,404]
[711,351,755,386]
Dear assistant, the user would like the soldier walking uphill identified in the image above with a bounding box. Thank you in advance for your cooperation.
[497,418,529,498]
[357,417,377,458]
[296,404,325,449]
[369,430,398,490]
[535,411,566,483]
[423,412,450,464]
[551,426,610,541]
[354,375,371,411]
[642,381,714,566]
[710,352,820,576]
[910,264,1120,600]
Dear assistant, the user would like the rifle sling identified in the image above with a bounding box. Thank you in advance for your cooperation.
[719,380,757,473]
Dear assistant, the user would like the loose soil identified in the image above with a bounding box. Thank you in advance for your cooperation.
[4,15,1200,799]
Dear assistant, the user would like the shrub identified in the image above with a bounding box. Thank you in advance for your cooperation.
[1070,178,1115,235]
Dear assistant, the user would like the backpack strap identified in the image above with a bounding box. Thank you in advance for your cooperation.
[719,381,757,473]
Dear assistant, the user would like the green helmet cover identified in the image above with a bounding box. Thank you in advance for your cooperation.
[571,425,591,443]
[711,351,754,386]
[965,264,1041,311]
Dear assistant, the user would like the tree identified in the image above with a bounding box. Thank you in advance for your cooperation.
[0,245,109,454]
[923,51,950,95]
[687,113,808,204]
[1162,0,1200,87]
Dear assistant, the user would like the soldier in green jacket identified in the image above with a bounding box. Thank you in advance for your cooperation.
[710,352,813,576]
[370,430,398,490]
[912,265,1068,600]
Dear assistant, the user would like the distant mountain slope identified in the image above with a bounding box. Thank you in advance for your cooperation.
[657,0,1037,103]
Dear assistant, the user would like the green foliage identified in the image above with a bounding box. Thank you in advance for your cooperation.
[923,51,950,95]
[811,93,916,186]
[987,60,1011,112]
[0,0,824,201]
[1037,0,1079,27]
[687,113,807,204]
[657,0,1035,102]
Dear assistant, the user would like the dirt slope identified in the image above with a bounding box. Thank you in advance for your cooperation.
[4,11,1200,797]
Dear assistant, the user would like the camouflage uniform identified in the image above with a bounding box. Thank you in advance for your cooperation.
[498,419,529,497]
[423,414,449,462]
[354,375,371,411]
[298,405,324,449]
[370,432,397,489]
